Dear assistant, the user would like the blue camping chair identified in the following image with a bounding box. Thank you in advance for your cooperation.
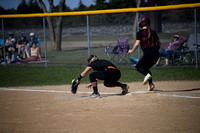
[0,39,4,46]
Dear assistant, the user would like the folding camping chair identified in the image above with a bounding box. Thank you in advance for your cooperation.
[181,33,200,64]
[105,37,129,64]
[172,34,200,66]
[171,42,187,66]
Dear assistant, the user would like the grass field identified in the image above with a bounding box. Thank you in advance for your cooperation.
[0,66,200,87]
[1,32,200,87]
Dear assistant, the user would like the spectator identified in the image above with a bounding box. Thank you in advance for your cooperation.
[25,42,42,61]
[27,32,39,55]
[1,50,16,64]
[16,33,28,59]
[5,32,17,52]
[155,34,187,67]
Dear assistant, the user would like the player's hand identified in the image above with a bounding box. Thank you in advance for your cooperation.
[86,82,97,88]
[127,49,133,55]
[86,83,92,88]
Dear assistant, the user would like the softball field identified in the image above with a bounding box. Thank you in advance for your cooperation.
[0,81,200,133]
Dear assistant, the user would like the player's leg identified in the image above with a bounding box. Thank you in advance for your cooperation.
[103,70,129,95]
[104,81,129,95]
[135,51,158,90]
[88,72,103,98]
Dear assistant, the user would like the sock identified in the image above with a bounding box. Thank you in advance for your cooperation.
[93,86,99,94]
[115,82,124,88]
[149,78,152,84]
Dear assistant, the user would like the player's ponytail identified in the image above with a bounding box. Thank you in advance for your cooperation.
[147,28,151,40]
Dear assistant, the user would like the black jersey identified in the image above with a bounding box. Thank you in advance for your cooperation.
[88,60,117,71]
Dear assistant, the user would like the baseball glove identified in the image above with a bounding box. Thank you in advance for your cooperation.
[71,79,79,94]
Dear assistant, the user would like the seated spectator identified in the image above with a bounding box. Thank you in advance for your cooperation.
[5,32,17,52]
[16,33,28,59]
[25,42,42,61]
[27,32,39,55]
[155,34,187,67]
[1,50,16,64]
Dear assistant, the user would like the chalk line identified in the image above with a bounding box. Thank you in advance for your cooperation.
[0,88,116,95]
[0,88,200,99]
[157,93,200,99]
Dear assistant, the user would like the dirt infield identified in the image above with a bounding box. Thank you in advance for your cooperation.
[0,81,200,133]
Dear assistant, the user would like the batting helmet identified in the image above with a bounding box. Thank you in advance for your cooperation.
[138,16,150,28]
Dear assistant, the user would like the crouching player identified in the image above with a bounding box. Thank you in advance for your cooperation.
[75,55,129,98]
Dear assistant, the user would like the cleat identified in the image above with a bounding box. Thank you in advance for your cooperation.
[148,83,155,91]
[143,73,152,85]
[121,84,129,95]
[87,93,100,98]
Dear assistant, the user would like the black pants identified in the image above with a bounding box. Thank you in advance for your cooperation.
[89,69,121,87]
[135,48,159,84]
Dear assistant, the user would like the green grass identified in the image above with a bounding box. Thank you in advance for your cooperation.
[1,32,200,87]
[0,66,200,87]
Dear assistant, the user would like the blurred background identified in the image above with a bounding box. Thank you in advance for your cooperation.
[0,0,199,67]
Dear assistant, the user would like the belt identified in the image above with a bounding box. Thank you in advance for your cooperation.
[105,66,117,71]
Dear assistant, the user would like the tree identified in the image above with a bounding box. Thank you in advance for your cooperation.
[94,0,108,10]
[146,0,161,32]
[108,0,135,9]
[76,0,87,11]
[17,0,29,14]
[0,6,5,15]
[39,0,66,52]
[132,0,141,41]
[28,0,43,13]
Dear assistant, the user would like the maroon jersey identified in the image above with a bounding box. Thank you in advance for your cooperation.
[136,28,160,51]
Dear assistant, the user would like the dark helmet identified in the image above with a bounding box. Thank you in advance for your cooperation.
[138,16,150,28]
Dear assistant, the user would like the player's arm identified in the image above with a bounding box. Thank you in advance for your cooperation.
[127,40,140,54]
[76,66,92,82]
[80,66,92,78]
[71,66,92,94]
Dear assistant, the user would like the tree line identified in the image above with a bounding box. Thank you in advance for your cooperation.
[0,0,198,28]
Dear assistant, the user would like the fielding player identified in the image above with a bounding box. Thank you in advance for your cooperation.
[75,55,129,98]
[127,16,161,91]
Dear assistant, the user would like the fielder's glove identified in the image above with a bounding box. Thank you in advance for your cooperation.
[71,75,83,94]
[71,79,79,94]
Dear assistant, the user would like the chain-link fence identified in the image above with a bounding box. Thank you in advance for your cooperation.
[0,7,199,67]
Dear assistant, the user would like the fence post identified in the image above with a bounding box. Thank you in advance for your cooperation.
[43,17,48,67]
[1,19,6,67]
[194,8,198,69]
[136,13,140,59]
[87,15,90,57]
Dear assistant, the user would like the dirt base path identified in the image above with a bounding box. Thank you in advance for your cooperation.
[0,81,200,133]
